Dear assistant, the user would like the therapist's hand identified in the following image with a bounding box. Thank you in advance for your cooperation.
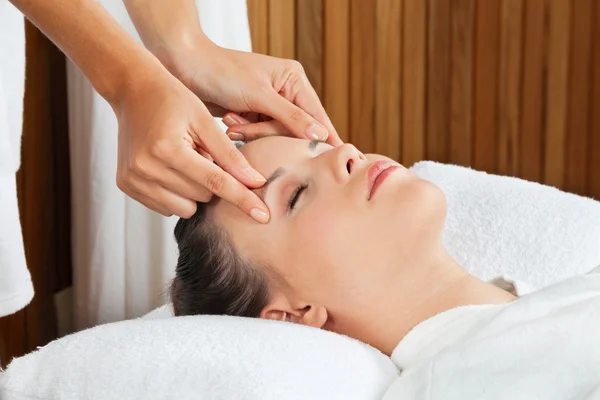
[159,40,343,146]
[114,66,270,222]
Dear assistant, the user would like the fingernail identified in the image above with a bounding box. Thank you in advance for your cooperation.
[243,166,266,182]
[232,114,245,124]
[223,115,237,126]
[250,208,270,223]
[228,132,244,141]
[306,122,328,141]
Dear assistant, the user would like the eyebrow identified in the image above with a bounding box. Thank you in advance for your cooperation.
[309,139,324,151]
[260,167,286,200]
[259,140,323,200]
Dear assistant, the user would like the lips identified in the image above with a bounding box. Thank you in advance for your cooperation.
[367,161,399,200]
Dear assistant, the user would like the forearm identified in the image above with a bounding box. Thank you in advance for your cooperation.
[9,0,163,107]
[122,0,212,66]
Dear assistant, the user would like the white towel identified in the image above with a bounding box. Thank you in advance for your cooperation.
[410,161,600,290]
[0,2,32,318]
[0,316,398,400]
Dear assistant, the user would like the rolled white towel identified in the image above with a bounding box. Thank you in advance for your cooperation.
[411,161,600,289]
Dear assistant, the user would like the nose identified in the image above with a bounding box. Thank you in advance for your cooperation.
[329,144,365,184]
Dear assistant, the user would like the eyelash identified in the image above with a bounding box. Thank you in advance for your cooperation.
[287,183,308,212]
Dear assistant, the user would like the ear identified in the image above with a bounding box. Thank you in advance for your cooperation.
[260,294,328,329]
[294,305,328,329]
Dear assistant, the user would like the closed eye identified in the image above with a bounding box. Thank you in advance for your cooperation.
[287,183,308,212]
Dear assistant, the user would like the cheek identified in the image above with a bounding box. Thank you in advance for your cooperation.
[277,179,446,302]
[291,179,446,279]
[286,199,370,292]
[294,198,354,258]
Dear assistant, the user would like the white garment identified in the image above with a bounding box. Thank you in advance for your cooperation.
[67,0,252,329]
[383,266,600,400]
[0,2,33,317]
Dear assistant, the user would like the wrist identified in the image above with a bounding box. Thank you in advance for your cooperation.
[102,49,167,112]
[152,29,215,72]
[123,0,213,73]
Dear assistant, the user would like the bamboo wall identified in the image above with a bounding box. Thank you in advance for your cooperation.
[248,0,600,197]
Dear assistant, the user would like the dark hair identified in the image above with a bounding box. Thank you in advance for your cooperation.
[170,202,270,318]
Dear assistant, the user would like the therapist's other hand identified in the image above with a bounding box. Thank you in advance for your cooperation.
[114,68,270,222]
[160,40,343,146]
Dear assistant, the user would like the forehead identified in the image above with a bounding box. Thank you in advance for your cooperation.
[239,136,328,175]
[211,137,317,261]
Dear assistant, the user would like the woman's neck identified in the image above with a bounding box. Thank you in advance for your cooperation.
[339,250,517,356]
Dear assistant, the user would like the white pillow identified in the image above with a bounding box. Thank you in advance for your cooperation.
[1,316,397,400]
[411,161,600,289]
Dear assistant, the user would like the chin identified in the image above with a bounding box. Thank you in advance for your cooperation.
[380,175,447,243]
[380,170,445,210]
[419,179,447,227]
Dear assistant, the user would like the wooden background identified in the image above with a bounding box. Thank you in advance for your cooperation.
[248,0,600,198]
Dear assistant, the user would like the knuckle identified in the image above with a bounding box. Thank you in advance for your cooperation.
[150,140,174,161]
[204,172,226,194]
[287,60,304,73]
[290,108,308,122]
[116,173,126,192]
[280,74,305,99]
[244,94,260,111]
[245,87,270,111]
[226,146,246,165]
[236,195,252,212]
[116,170,135,192]
[131,157,151,178]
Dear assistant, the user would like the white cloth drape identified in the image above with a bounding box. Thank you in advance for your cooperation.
[67,0,252,329]
[0,2,32,318]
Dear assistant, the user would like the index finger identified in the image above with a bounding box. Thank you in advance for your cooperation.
[195,117,267,189]
[258,81,343,147]
[293,84,344,147]
[170,146,270,224]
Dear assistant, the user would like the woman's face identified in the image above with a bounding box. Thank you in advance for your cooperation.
[212,137,446,326]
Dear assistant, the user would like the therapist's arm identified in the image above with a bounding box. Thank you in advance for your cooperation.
[122,0,342,145]
[9,0,271,222]
[12,0,152,104]
[121,0,209,70]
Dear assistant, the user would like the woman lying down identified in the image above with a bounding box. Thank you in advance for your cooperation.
[170,136,600,399]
